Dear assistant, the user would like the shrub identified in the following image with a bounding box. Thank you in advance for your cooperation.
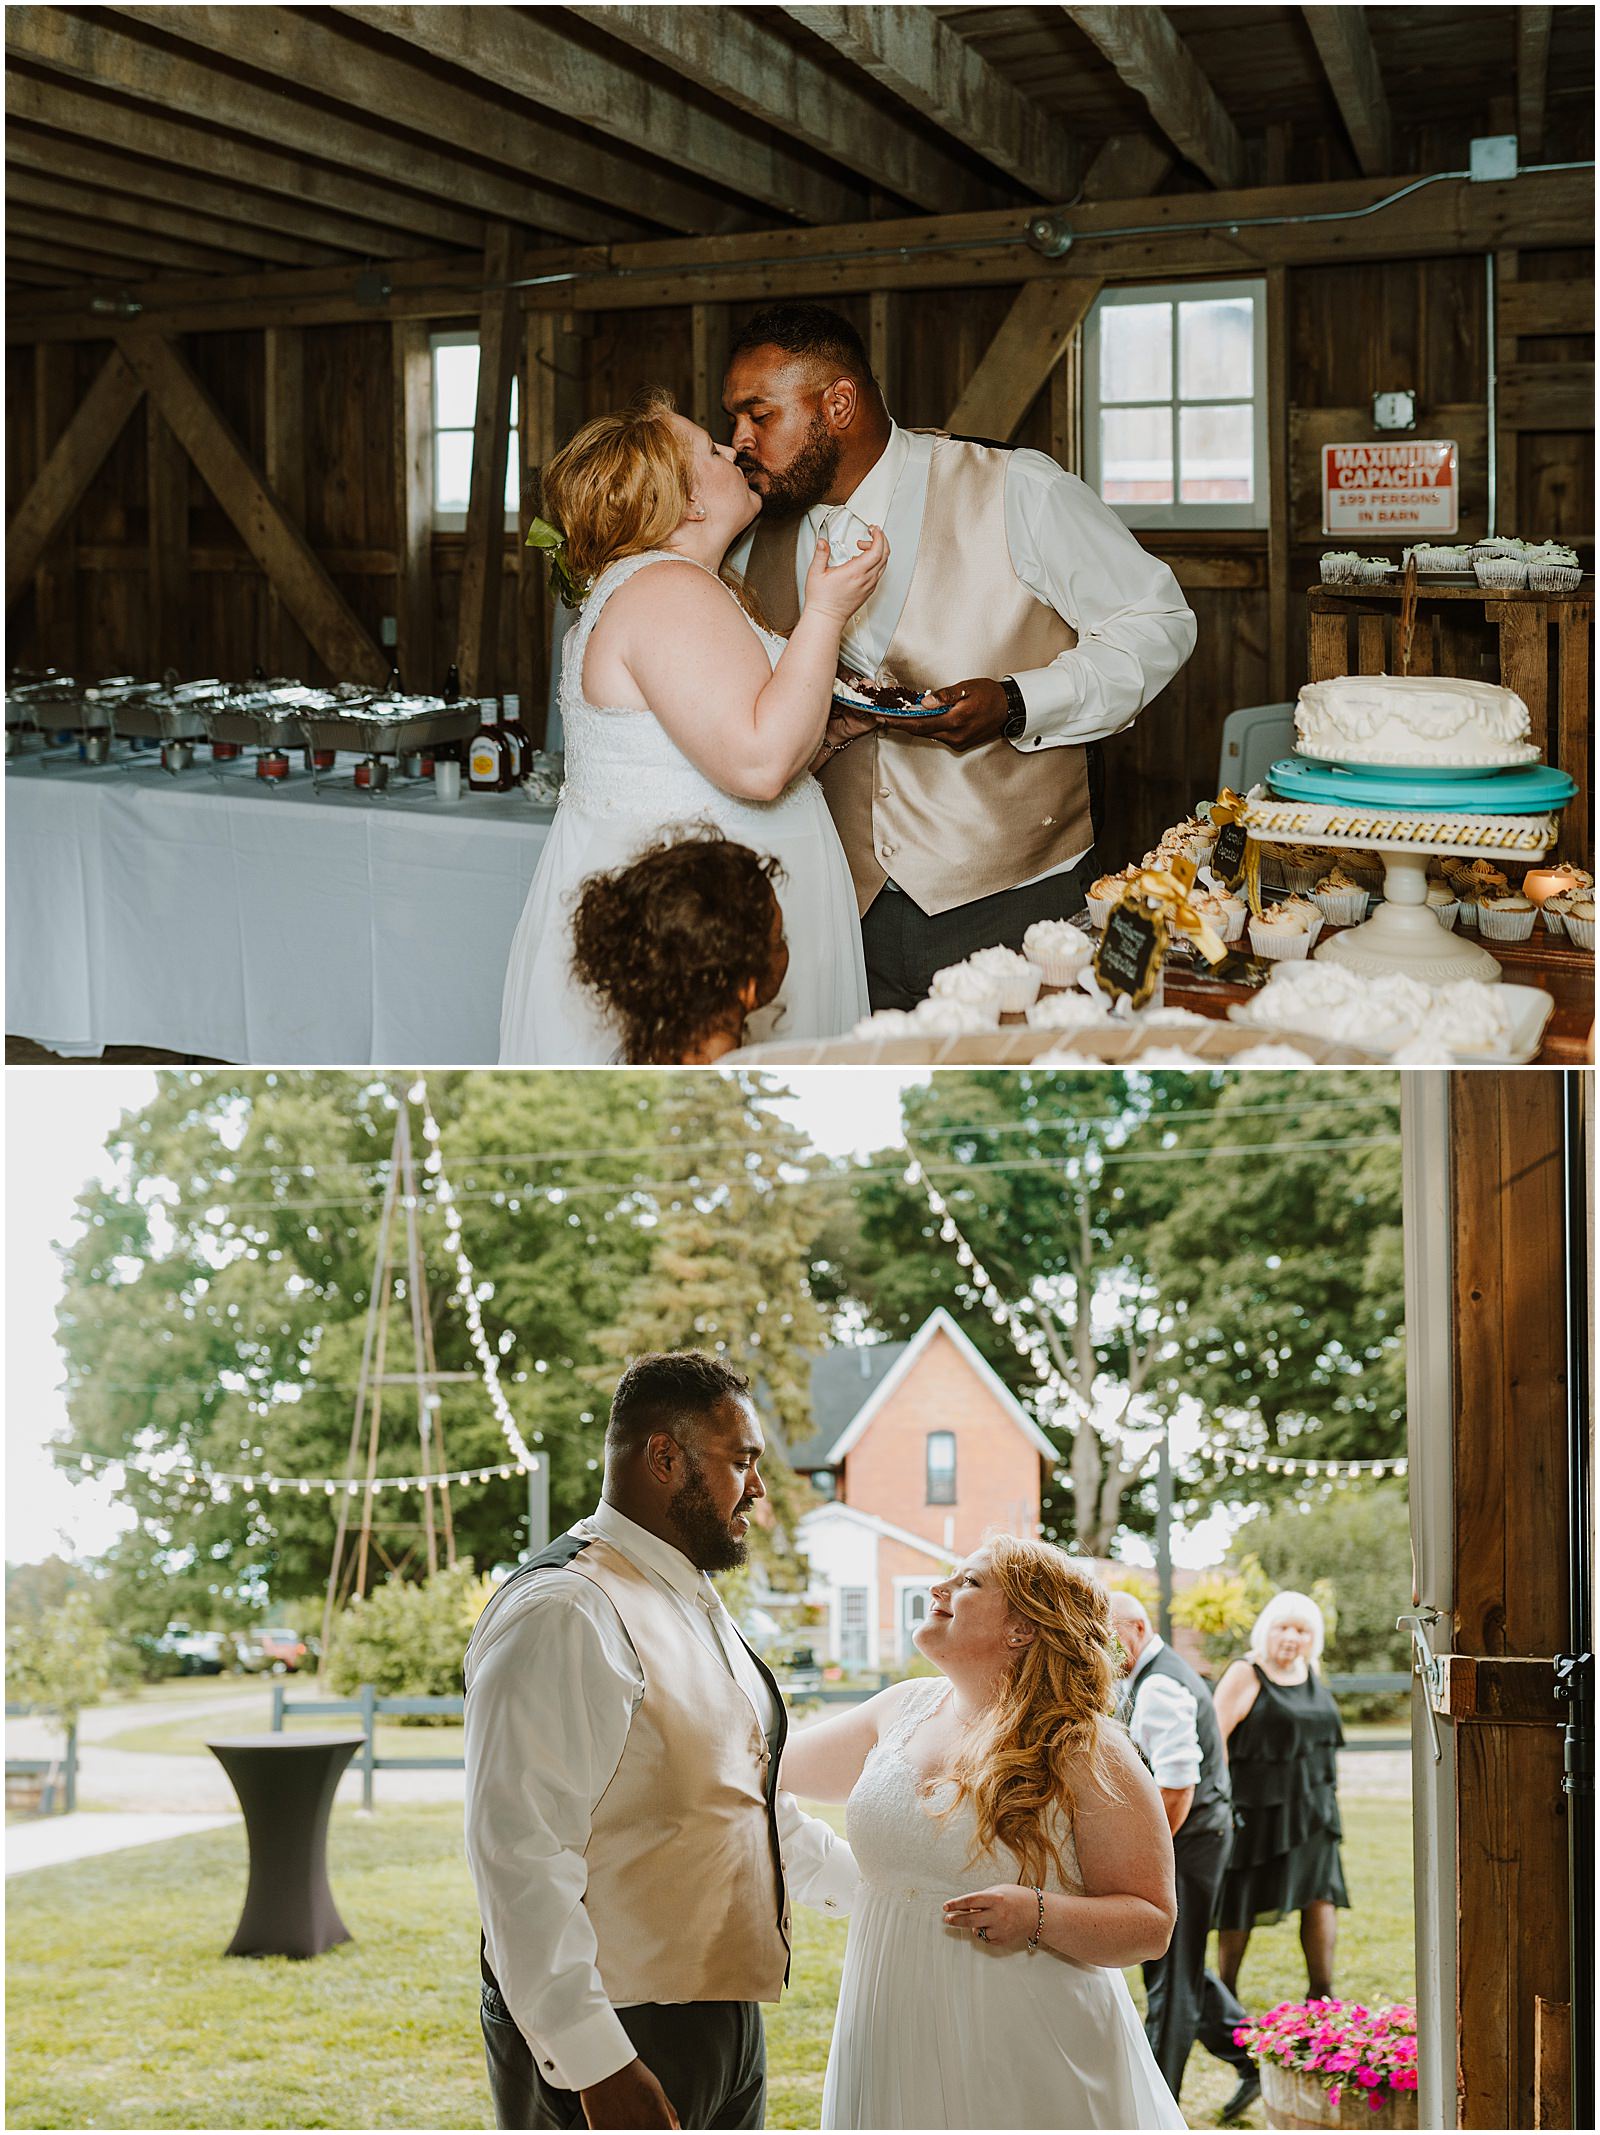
[5,1593,112,1733]
[325,1564,494,1718]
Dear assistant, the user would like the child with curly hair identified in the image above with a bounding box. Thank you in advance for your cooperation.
[570,827,790,1063]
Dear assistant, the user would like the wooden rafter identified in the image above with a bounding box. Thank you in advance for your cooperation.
[3,7,593,248]
[115,331,389,685]
[456,225,520,698]
[567,3,1002,216]
[5,348,145,605]
[5,201,249,277]
[1063,7,1245,190]
[1079,133,1175,202]
[7,169,1593,344]
[4,68,480,253]
[947,277,1103,441]
[1301,7,1395,178]
[4,167,344,271]
[1516,7,1554,162]
[783,4,1079,201]
[334,3,865,229]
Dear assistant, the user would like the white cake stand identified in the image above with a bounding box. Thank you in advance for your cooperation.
[1241,798,1560,987]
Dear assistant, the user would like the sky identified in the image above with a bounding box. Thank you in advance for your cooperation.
[4,1066,1236,1573]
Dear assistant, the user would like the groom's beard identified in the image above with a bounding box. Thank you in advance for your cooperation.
[739,410,841,520]
[668,1453,751,1574]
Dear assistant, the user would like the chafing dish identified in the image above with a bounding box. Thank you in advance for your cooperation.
[295,693,478,758]
[113,678,226,743]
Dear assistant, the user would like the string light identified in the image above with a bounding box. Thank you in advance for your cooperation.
[71,1446,530,1497]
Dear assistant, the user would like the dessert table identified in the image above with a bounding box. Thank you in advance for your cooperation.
[5,751,552,1062]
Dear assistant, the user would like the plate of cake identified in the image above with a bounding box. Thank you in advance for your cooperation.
[832,672,945,720]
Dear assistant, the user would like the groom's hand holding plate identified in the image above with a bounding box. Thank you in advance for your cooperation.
[907,678,1011,751]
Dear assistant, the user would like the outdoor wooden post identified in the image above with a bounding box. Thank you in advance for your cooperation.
[1446,1073,1573,2128]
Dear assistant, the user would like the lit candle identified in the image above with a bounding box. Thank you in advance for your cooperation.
[1522,864,1582,907]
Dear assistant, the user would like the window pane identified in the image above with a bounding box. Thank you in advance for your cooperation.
[504,446,520,516]
[1100,302,1171,402]
[1100,405,1174,504]
[1180,402,1254,504]
[435,430,473,515]
[1180,297,1254,401]
[434,341,480,429]
[509,373,519,427]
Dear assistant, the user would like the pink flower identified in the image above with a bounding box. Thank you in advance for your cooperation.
[1355,2067,1381,2088]
[1368,2095,1385,2112]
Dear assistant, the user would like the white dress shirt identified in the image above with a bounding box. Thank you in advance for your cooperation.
[1126,1636,1204,1791]
[463,1500,857,2094]
[729,424,1194,881]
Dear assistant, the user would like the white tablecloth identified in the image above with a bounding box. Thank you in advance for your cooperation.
[6,751,552,1063]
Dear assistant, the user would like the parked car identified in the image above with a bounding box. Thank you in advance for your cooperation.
[257,1629,308,1674]
[777,1646,824,1694]
[153,1626,226,1676]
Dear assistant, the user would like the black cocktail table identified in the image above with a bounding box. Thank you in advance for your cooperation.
[206,1732,364,1959]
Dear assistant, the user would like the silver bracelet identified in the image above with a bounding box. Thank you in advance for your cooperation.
[1027,1885,1045,1951]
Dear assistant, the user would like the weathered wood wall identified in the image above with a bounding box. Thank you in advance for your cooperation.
[7,243,1592,866]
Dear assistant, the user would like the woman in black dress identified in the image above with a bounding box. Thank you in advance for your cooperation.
[1213,1590,1347,2001]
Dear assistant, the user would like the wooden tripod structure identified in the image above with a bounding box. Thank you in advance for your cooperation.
[318,1101,470,1663]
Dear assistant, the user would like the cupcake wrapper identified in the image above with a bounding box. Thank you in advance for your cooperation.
[1280,863,1322,893]
[1248,920,1317,960]
[1456,901,1480,929]
[1527,566,1582,593]
[1086,893,1121,930]
[993,972,1043,1014]
[1566,917,1595,951]
[1476,907,1537,941]
[1029,949,1092,986]
[1312,889,1370,926]
[1221,908,1249,944]
[1541,907,1569,938]
[1474,558,1529,588]
[1320,560,1362,584]
[1429,900,1460,932]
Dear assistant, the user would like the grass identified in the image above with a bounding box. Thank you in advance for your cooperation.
[6,1799,1413,2131]
[103,1699,463,1768]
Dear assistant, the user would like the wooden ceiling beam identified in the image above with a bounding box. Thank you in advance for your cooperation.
[116,330,390,685]
[4,68,480,253]
[1063,7,1245,190]
[1516,8,1553,162]
[5,201,251,277]
[3,7,612,248]
[8,232,163,283]
[109,3,741,239]
[566,3,1002,215]
[783,5,1079,201]
[6,347,144,604]
[1078,134,1176,202]
[7,169,1591,343]
[334,5,865,229]
[1301,7,1395,178]
[4,167,347,271]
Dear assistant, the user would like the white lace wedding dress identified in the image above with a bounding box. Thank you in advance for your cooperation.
[498,551,868,1063]
[822,1678,1186,2131]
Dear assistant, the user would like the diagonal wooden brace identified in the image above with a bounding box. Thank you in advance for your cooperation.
[5,346,144,606]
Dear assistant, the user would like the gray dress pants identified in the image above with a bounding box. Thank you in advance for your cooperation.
[860,862,1092,1012]
[481,1985,766,2131]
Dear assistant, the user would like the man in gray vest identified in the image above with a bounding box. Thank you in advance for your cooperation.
[724,302,1195,1011]
[464,1353,855,2129]
[1111,1590,1260,2122]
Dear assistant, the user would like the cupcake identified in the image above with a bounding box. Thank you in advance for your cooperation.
[1215,893,1250,943]
[1424,879,1460,931]
[1476,892,1537,942]
[1025,990,1111,1031]
[1539,890,1575,938]
[910,996,1003,1036]
[1248,902,1321,961]
[1565,898,1595,951]
[1087,868,1137,929]
[1312,865,1370,927]
[928,964,1004,1023]
[1320,550,1363,585]
[1473,538,1529,589]
[961,945,1042,1014]
[1022,918,1093,986]
[851,1009,920,1039]
[1360,556,1399,584]
[1526,542,1582,593]
[1407,542,1472,575]
[1230,1042,1319,1067]
[1279,845,1323,894]
[1188,889,1242,946]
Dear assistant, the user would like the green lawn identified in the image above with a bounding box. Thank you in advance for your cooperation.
[103,1699,462,1769]
[7,1799,1413,2131]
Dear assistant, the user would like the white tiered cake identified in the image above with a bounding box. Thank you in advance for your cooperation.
[1294,674,1537,769]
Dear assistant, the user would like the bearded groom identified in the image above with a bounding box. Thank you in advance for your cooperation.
[725,302,1196,1011]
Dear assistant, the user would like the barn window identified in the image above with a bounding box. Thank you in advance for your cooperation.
[1082,279,1267,530]
[431,330,520,532]
[926,1431,956,1505]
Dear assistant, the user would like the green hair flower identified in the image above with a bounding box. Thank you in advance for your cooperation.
[524,515,586,608]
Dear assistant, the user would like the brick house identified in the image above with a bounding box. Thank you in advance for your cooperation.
[785,1307,1058,1669]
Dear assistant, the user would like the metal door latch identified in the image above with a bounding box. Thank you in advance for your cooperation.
[1398,1609,1445,1764]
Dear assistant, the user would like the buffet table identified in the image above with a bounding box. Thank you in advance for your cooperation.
[5,752,552,1062]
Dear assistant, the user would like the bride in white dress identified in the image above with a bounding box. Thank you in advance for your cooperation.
[499,393,878,1063]
[782,1535,1187,2131]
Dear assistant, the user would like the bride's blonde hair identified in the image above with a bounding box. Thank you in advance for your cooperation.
[931,1534,1125,1888]
[541,391,693,601]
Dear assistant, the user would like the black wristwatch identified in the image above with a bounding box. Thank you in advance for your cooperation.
[1000,676,1028,741]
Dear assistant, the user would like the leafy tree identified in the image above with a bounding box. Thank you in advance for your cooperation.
[1233,1485,1413,1676]
[5,1592,111,1735]
[325,1563,493,1707]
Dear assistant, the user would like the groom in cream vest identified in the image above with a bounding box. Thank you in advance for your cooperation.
[464,1351,854,2129]
[724,302,1196,1010]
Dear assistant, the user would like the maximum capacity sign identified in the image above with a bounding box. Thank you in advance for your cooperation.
[1321,439,1458,536]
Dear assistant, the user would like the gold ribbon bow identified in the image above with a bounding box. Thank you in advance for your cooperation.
[1206,789,1264,915]
[524,514,586,609]
[1119,859,1229,968]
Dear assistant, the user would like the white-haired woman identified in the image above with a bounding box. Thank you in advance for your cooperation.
[1212,1590,1347,2003]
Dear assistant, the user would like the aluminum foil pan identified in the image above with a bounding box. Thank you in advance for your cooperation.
[5,673,83,727]
[296,697,478,755]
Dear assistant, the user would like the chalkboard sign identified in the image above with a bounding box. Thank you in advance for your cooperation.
[1094,900,1164,1007]
[1212,820,1250,889]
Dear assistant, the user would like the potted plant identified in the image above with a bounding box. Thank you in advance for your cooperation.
[1234,1999,1419,2129]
